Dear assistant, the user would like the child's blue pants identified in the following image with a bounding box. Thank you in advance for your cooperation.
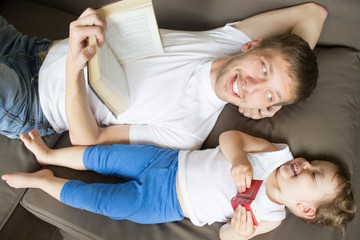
[60,144,184,224]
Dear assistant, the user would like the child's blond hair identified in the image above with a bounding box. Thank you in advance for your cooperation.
[305,164,356,235]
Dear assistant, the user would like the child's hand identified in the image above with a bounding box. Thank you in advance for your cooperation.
[231,161,253,192]
[231,206,256,238]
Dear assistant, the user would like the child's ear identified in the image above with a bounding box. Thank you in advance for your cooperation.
[297,203,316,219]
[241,38,263,52]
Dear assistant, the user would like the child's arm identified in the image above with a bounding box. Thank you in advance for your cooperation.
[219,130,277,192]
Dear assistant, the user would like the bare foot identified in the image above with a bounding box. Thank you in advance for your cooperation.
[20,129,51,165]
[2,169,54,189]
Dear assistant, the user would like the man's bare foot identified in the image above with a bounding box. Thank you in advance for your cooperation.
[20,129,51,165]
[2,169,54,189]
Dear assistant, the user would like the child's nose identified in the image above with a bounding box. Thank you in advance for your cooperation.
[302,161,312,170]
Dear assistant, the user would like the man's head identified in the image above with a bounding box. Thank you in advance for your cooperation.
[212,33,318,109]
[276,158,355,234]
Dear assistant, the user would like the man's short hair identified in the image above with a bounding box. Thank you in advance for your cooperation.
[257,33,318,104]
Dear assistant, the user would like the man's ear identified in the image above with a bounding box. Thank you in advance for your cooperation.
[241,38,263,52]
[297,203,316,219]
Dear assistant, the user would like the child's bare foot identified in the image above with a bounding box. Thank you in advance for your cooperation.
[2,169,54,189]
[20,129,51,165]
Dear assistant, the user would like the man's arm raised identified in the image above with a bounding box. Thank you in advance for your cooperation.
[66,8,130,146]
[234,3,328,49]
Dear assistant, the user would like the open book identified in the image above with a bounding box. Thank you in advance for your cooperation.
[231,179,263,226]
[87,0,163,117]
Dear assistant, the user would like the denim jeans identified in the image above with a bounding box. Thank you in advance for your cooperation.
[0,15,54,138]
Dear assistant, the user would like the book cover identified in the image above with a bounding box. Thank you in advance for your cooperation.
[234,179,263,200]
[231,179,263,226]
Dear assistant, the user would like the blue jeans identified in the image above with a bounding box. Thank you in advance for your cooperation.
[61,145,184,224]
[0,15,54,138]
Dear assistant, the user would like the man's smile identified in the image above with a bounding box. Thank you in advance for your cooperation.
[229,74,242,100]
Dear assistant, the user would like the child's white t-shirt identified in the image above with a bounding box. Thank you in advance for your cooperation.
[38,25,251,150]
[177,144,293,226]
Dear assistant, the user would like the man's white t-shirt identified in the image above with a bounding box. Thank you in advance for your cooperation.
[178,144,293,226]
[39,24,251,150]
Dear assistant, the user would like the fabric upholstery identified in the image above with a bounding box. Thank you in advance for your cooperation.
[0,0,359,239]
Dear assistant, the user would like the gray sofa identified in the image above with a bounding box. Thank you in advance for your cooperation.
[0,0,359,239]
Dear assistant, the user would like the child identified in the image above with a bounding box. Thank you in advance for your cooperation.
[2,130,355,240]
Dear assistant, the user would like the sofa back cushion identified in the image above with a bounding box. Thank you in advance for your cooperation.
[30,0,360,50]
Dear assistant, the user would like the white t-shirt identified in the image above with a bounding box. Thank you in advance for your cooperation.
[177,144,293,226]
[38,24,251,150]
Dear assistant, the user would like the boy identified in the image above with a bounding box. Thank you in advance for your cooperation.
[2,130,355,239]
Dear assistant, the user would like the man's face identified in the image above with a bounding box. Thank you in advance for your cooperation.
[276,158,339,217]
[213,48,294,109]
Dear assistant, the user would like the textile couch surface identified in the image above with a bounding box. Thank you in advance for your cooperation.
[0,0,359,239]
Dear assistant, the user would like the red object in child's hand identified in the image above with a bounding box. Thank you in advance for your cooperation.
[231,179,263,226]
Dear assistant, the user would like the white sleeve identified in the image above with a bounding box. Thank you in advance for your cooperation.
[129,124,204,150]
[206,23,252,56]
[160,24,252,58]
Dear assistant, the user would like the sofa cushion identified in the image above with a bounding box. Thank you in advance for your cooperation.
[0,0,75,40]
[30,0,360,50]
[21,47,360,240]
[0,133,61,230]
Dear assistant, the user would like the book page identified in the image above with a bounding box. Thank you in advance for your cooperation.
[105,6,163,64]
[87,0,162,116]
[97,42,130,103]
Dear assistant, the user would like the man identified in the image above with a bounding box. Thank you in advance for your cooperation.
[0,3,327,150]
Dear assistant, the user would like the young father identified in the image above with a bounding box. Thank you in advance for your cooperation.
[0,3,327,150]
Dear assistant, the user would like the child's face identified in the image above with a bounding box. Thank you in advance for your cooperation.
[276,158,339,218]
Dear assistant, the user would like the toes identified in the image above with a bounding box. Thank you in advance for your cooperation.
[2,174,9,181]
[28,129,40,140]
[20,132,31,143]
[1,173,16,187]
